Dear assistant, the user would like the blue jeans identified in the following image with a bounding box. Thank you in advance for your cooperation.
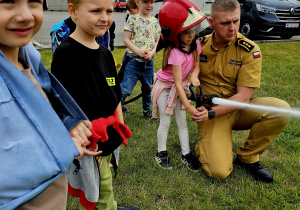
[120,58,154,111]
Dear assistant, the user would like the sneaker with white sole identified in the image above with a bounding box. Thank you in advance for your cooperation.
[155,151,172,169]
[142,109,152,119]
[181,153,201,171]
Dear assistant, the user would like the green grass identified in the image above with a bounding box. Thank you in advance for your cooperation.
[41,42,300,210]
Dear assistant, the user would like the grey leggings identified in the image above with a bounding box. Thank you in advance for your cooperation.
[157,89,190,153]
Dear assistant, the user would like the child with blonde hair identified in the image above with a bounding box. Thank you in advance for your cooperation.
[51,0,138,209]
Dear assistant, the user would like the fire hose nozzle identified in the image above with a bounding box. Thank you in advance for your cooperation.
[188,84,219,108]
[202,94,219,107]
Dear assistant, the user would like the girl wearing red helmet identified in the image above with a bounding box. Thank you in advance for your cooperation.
[151,0,209,170]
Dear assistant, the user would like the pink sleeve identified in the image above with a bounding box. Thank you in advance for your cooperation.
[168,48,183,67]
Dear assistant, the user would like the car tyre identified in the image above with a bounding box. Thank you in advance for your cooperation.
[239,20,254,38]
[280,35,293,39]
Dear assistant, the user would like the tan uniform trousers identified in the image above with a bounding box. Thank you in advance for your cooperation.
[16,174,68,210]
[195,97,290,180]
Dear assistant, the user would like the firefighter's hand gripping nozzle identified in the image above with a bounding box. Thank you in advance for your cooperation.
[188,84,219,108]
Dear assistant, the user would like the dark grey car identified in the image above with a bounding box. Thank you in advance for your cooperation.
[239,0,300,39]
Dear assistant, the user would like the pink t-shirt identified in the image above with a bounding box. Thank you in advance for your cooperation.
[156,40,201,82]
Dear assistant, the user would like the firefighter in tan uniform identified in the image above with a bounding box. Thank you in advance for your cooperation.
[192,0,290,183]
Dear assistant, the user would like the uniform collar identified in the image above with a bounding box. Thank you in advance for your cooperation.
[209,32,238,52]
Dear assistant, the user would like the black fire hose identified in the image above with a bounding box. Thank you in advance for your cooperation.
[123,89,151,105]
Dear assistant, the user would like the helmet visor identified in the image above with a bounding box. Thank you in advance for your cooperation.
[181,7,210,35]
[180,18,210,37]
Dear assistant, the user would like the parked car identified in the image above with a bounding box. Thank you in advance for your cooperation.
[239,0,300,39]
[153,0,300,39]
[114,0,126,12]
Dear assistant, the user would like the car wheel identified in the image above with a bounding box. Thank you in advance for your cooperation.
[239,20,253,38]
[280,35,293,39]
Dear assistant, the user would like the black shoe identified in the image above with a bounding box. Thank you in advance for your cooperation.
[234,157,273,183]
[155,151,172,169]
[122,106,129,114]
[142,109,152,119]
[117,207,140,210]
[181,153,201,171]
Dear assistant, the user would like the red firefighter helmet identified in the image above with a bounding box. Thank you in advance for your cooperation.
[158,0,209,47]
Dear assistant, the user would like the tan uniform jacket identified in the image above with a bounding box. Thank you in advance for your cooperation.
[198,32,262,99]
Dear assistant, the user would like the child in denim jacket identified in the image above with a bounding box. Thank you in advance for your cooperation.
[0,0,100,209]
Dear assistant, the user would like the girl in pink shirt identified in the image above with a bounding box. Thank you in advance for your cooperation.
[151,0,210,171]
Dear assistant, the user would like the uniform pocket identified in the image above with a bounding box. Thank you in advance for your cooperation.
[222,65,240,85]
[223,65,239,78]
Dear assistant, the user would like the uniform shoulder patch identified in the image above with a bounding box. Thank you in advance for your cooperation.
[198,35,208,43]
[235,38,254,52]
[253,51,261,59]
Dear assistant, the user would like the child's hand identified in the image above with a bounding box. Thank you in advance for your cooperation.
[189,76,200,87]
[137,48,147,58]
[186,104,198,116]
[144,50,154,61]
[191,106,209,122]
[69,120,92,147]
[69,120,102,158]
[73,137,102,159]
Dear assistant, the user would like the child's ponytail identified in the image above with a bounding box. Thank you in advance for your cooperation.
[162,46,172,70]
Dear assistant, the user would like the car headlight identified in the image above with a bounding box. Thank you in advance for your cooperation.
[255,3,276,14]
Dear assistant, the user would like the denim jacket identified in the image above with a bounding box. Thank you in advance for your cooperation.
[0,43,88,210]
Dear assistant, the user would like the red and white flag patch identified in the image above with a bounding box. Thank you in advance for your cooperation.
[253,51,261,59]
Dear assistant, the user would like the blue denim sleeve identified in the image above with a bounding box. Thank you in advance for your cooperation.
[60,114,82,131]
[49,87,84,131]
[45,68,88,132]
